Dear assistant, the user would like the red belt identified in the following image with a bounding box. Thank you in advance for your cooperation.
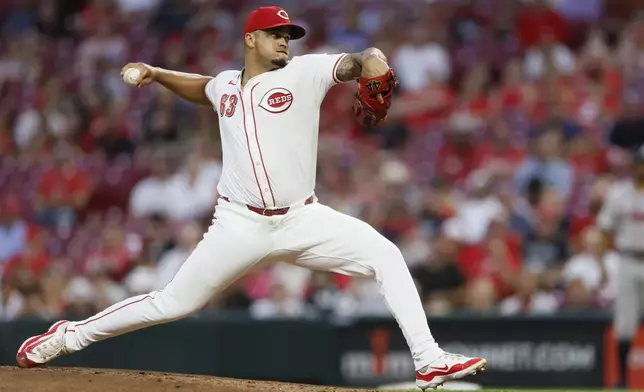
[221,195,314,216]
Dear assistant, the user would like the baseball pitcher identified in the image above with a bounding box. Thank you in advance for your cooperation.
[16,7,486,390]
[598,146,644,388]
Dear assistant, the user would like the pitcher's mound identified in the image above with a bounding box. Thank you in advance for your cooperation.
[0,367,376,392]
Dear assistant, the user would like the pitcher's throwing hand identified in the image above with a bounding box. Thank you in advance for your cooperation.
[120,63,156,87]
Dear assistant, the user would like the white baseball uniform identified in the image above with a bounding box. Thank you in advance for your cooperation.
[597,179,644,339]
[63,53,444,369]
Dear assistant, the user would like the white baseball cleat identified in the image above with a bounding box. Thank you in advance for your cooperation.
[416,352,487,390]
[16,320,71,368]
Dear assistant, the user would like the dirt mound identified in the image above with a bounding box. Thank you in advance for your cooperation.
[0,366,379,392]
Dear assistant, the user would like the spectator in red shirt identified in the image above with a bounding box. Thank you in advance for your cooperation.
[565,30,623,132]
[436,113,484,184]
[459,210,522,305]
[515,0,568,50]
[3,225,52,280]
[323,81,363,140]
[476,118,527,176]
[388,85,455,131]
[494,58,539,115]
[568,135,609,177]
[456,63,492,120]
[34,144,92,230]
[84,224,134,283]
[569,174,613,249]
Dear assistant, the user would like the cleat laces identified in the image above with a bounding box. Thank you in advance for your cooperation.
[33,337,63,359]
[442,352,466,362]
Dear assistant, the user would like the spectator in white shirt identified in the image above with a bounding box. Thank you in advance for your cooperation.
[250,283,306,319]
[524,33,575,80]
[165,152,221,221]
[0,277,25,321]
[75,21,128,87]
[499,271,560,315]
[392,20,451,92]
[444,169,505,245]
[562,226,618,305]
[155,220,202,289]
[129,152,174,218]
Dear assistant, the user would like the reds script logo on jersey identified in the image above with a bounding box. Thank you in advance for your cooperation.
[259,88,294,113]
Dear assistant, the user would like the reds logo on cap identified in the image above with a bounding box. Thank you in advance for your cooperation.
[243,6,306,40]
[259,88,294,113]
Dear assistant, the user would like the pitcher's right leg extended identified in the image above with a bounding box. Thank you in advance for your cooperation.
[17,201,272,367]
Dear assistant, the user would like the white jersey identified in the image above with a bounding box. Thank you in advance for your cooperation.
[204,53,348,209]
[597,179,644,252]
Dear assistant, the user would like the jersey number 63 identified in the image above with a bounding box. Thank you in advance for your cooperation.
[219,94,238,118]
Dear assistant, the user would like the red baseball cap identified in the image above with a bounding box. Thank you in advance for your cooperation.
[243,6,306,40]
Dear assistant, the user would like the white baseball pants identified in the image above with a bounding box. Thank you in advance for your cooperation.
[65,199,444,369]
[614,254,644,339]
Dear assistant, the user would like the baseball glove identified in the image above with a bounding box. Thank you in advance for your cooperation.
[352,68,399,127]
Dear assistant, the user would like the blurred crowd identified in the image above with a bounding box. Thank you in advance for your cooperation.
[1,0,644,321]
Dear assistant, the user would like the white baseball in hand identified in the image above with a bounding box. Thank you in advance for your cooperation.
[123,68,141,85]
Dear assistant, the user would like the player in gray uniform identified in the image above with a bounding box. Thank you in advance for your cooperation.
[597,146,644,388]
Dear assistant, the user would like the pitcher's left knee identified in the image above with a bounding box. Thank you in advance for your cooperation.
[367,237,407,272]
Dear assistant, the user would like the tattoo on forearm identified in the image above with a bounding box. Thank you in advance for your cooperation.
[335,53,363,82]
[334,48,388,82]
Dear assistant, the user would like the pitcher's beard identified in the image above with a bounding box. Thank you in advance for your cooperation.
[271,58,288,68]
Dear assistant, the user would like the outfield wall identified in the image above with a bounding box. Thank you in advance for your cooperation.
[1,312,639,389]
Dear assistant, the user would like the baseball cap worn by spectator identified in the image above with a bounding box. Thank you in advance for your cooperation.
[244,6,306,40]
